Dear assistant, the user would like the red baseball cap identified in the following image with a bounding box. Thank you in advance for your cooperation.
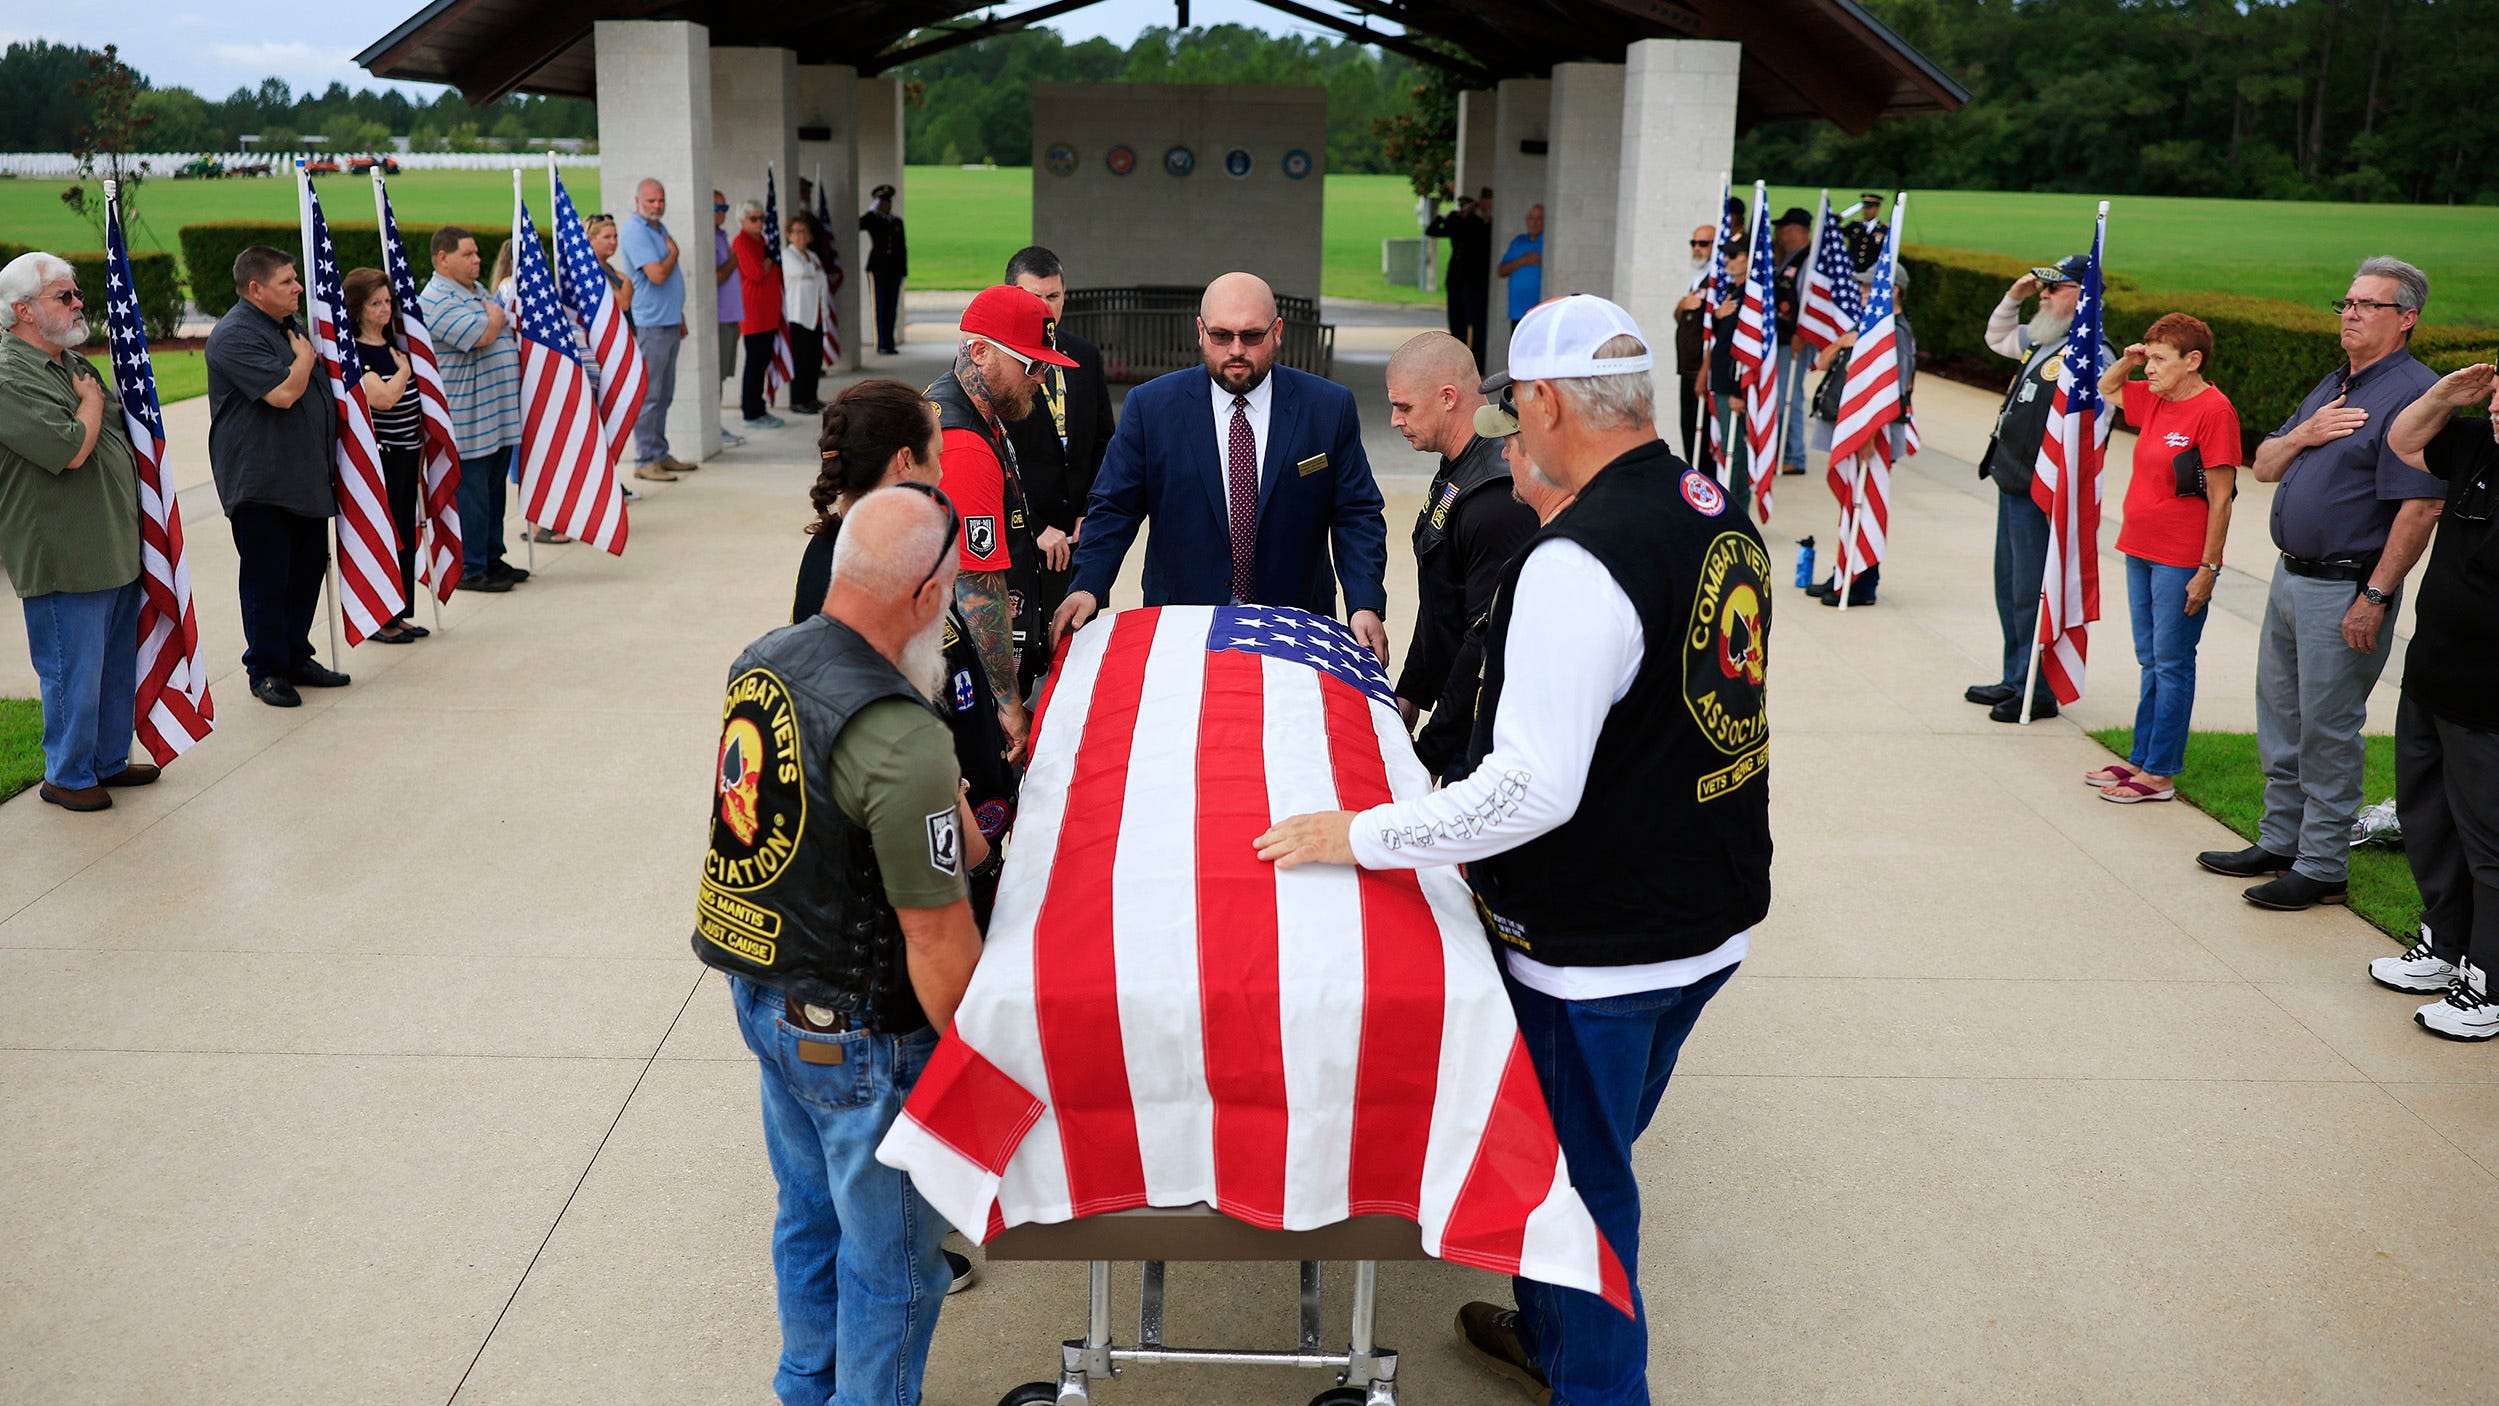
[959,285,1078,368]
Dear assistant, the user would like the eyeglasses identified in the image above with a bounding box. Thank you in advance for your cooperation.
[888,480,960,595]
[2332,298,2403,315]
[1202,324,1272,348]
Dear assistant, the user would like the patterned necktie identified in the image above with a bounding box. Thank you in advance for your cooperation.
[1226,395,1258,604]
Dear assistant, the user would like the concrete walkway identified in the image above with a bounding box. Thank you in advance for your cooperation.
[1,319,2491,1406]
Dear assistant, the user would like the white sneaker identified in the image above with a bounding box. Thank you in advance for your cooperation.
[2416,960,2499,1042]
[744,413,786,431]
[2371,930,2460,994]
[719,428,747,448]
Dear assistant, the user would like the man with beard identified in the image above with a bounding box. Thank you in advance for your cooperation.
[927,284,1078,760]
[1052,271,1390,662]
[0,252,155,811]
[1001,245,1114,684]
[1964,255,2087,723]
[1386,331,1538,778]
[1671,222,1716,464]
[698,484,986,1406]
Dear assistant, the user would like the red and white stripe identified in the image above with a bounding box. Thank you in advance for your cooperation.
[879,606,1632,1312]
[578,277,644,473]
[375,190,464,604]
[300,174,405,644]
[511,187,627,556]
[1735,183,1780,522]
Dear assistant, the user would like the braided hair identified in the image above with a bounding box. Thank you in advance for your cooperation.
[809,378,942,533]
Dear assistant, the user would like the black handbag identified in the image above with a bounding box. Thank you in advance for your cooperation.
[1812,348,1851,422]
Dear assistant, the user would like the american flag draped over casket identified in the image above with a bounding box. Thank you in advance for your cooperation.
[876,605,1632,1314]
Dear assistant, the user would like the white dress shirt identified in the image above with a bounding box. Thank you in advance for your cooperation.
[1209,372,1275,535]
[1346,537,1748,998]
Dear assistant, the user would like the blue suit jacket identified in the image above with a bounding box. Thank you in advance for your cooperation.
[1069,365,1388,617]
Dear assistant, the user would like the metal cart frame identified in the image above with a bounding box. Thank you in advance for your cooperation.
[984,1206,1432,1406]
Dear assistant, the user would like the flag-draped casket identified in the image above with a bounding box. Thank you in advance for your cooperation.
[877,605,1631,1314]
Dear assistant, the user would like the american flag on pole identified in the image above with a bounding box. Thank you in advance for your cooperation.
[549,167,644,473]
[105,182,213,763]
[509,180,628,555]
[813,169,844,363]
[879,605,1633,1315]
[1828,193,1908,584]
[1695,184,1740,490]
[762,165,794,401]
[1734,181,1781,523]
[299,169,406,644]
[374,176,462,604]
[1795,189,1862,353]
[2030,205,2110,706]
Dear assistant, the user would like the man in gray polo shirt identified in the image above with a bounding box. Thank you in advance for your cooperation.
[2197,256,2444,910]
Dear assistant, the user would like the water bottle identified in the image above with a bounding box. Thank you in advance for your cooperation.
[1793,536,1816,589]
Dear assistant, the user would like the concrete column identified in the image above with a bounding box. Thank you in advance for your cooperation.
[710,48,800,218]
[797,63,862,374]
[856,77,906,341]
[1544,63,1625,303]
[595,19,718,462]
[1613,38,1739,448]
[1485,77,1550,374]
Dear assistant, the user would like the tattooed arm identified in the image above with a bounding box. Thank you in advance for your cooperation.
[956,568,1029,757]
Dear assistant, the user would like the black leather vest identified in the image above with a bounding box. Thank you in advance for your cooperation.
[1463,441,1774,966]
[1981,330,2072,496]
[693,615,938,1031]
[926,371,1042,651]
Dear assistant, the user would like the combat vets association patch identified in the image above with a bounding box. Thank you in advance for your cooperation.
[965,515,998,558]
[699,668,806,966]
[1680,469,1727,517]
[1683,531,1772,801]
[926,808,962,875]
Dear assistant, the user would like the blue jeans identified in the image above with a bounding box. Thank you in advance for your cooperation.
[1777,343,1809,470]
[1507,962,1737,1406]
[2126,555,2209,778]
[730,976,949,1406]
[1991,489,2051,694]
[22,579,143,789]
[456,445,510,576]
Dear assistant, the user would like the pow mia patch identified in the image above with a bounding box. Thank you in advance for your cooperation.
[965,515,998,558]
[705,668,806,895]
[1683,531,1772,798]
[926,808,962,875]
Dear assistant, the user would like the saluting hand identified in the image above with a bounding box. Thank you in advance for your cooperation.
[2429,362,2495,408]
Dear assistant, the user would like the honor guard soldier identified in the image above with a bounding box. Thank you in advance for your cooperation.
[1259,295,1772,1406]
[697,485,986,1406]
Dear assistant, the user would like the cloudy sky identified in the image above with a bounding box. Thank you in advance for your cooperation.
[13,0,1367,98]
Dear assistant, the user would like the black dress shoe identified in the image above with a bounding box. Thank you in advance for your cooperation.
[1805,579,1837,600]
[1989,695,2055,722]
[289,662,350,688]
[2244,872,2349,911]
[1966,683,2019,707]
[2196,844,2295,878]
[252,676,302,708]
[487,559,530,583]
[457,572,513,593]
[1819,587,1876,607]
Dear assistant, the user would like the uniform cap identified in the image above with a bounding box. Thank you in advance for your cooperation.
[1480,293,1653,393]
[959,285,1079,369]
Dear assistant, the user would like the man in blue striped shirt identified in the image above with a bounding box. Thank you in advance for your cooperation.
[419,226,524,591]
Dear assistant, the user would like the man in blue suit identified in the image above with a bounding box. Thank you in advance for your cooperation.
[1050,272,1392,661]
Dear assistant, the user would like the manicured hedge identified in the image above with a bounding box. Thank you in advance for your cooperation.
[179,221,551,319]
[0,240,185,343]
[1903,244,2492,439]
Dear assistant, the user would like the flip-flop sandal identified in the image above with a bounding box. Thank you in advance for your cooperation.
[530,528,573,545]
[2102,778,2175,804]
[2084,763,2140,788]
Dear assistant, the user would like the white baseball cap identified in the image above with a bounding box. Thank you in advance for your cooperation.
[1480,293,1654,394]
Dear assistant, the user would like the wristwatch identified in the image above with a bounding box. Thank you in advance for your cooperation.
[2361,585,2393,608]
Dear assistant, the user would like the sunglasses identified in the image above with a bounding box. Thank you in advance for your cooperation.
[888,480,960,595]
[1203,324,1272,348]
[974,336,1038,375]
[1689,238,1714,249]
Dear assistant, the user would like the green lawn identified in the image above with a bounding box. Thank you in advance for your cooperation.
[153,349,205,403]
[2090,727,2418,943]
[0,698,41,805]
[18,164,2496,325]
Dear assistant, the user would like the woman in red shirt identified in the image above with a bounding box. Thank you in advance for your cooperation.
[730,200,786,431]
[2090,313,2242,803]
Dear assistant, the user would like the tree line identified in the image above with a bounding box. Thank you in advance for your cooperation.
[1739,0,2499,205]
[896,25,1425,173]
[0,40,597,153]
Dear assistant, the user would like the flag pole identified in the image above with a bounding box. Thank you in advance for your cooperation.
[2020,598,2045,724]
[513,167,536,576]
[300,160,346,670]
[2021,198,2110,725]
[1836,454,1861,612]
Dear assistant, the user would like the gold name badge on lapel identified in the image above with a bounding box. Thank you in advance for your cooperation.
[1296,453,1329,477]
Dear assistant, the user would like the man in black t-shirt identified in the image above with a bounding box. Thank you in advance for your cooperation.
[2375,362,2499,1039]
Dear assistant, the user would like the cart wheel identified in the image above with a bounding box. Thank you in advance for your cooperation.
[997,1384,1059,1406]
[1309,1390,1370,1406]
